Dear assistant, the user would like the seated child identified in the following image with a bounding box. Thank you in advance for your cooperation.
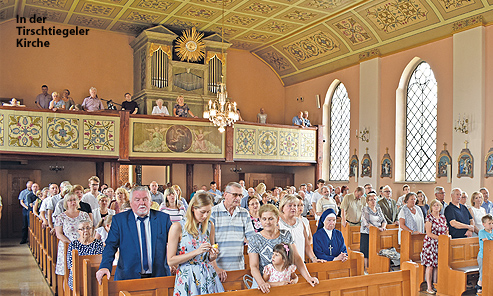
[263,243,298,286]
[478,214,493,293]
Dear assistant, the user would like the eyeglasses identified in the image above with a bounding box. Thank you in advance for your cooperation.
[226,192,243,198]
[78,227,92,231]
[90,183,99,186]
[383,191,391,193]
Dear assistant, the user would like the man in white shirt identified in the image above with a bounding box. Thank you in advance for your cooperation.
[316,186,339,218]
[310,179,326,216]
[239,180,249,197]
[82,176,100,210]
[396,184,410,209]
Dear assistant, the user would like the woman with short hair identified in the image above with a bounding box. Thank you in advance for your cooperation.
[54,192,90,276]
[66,219,104,290]
[360,192,387,272]
[248,196,262,232]
[152,99,169,116]
[279,194,321,263]
[399,192,425,236]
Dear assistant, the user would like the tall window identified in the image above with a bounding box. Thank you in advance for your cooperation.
[405,62,437,181]
[330,83,350,181]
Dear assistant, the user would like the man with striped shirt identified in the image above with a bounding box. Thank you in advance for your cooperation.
[210,182,255,281]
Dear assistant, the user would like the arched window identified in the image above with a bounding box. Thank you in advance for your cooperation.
[329,82,350,181]
[405,62,437,181]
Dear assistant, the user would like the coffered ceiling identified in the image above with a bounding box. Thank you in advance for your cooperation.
[1,0,493,85]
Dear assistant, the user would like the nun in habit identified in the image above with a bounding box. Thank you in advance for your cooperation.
[313,208,348,262]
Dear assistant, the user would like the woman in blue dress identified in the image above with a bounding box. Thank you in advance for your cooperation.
[167,191,224,296]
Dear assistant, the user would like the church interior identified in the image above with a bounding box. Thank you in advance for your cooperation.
[1,0,493,294]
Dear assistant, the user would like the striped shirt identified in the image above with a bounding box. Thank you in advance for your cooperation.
[159,206,185,223]
[210,202,255,271]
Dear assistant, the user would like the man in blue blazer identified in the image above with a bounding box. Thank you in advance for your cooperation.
[96,186,172,283]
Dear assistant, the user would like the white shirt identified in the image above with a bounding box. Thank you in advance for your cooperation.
[152,105,169,116]
[134,212,153,274]
[82,192,99,211]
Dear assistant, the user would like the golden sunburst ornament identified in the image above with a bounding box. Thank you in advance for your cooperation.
[175,27,206,62]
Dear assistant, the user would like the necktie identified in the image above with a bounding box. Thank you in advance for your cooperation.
[137,216,149,272]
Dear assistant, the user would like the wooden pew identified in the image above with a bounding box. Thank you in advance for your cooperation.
[400,230,425,291]
[72,250,102,296]
[368,226,399,274]
[118,261,419,296]
[98,252,364,296]
[481,239,493,296]
[437,235,479,296]
[341,223,361,251]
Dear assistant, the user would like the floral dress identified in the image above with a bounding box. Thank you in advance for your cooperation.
[67,239,104,290]
[54,211,90,275]
[263,264,296,282]
[420,213,448,268]
[174,220,224,296]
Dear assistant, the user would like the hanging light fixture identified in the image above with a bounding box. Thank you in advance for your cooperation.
[203,0,238,133]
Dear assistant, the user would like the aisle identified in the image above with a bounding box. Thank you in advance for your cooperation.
[0,239,53,296]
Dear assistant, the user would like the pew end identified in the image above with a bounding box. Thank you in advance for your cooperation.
[400,230,425,292]
[341,223,361,251]
[437,235,479,296]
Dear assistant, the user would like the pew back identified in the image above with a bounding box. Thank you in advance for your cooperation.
[400,231,425,263]
[368,226,399,274]
[72,251,102,296]
[341,224,361,251]
[117,261,418,296]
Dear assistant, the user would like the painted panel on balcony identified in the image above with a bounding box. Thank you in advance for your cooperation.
[0,109,119,156]
[130,118,224,158]
[233,124,316,162]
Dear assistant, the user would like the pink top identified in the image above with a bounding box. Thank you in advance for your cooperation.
[263,264,296,282]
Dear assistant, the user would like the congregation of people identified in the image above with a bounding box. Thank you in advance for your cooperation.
[3,85,319,128]
[18,175,493,295]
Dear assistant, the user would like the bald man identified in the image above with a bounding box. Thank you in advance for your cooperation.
[444,188,474,239]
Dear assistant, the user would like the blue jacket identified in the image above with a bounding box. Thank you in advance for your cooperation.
[99,209,172,280]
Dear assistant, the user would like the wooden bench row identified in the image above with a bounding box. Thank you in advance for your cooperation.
[118,261,420,296]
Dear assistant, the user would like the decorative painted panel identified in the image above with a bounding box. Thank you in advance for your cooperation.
[233,124,316,162]
[0,109,119,156]
[130,118,225,158]
[46,117,79,149]
[279,131,298,156]
[258,130,278,156]
[9,115,42,147]
[83,119,116,151]
[0,114,3,146]
[235,127,256,155]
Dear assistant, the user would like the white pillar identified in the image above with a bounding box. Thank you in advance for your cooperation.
[359,58,381,187]
[452,26,485,193]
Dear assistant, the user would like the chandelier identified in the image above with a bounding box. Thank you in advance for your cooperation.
[203,79,238,133]
[202,0,238,133]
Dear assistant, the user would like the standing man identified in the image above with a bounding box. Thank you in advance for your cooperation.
[292,111,305,127]
[82,176,100,210]
[303,111,311,127]
[377,185,399,225]
[149,181,164,205]
[210,182,255,281]
[363,184,373,197]
[396,184,411,208]
[35,85,51,109]
[316,186,338,217]
[209,181,222,204]
[239,180,249,197]
[435,186,447,215]
[121,93,138,114]
[39,182,60,229]
[444,188,474,239]
[19,181,36,244]
[96,186,172,282]
[82,87,104,111]
[240,187,255,210]
[340,186,366,227]
[310,179,326,216]
[481,188,492,214]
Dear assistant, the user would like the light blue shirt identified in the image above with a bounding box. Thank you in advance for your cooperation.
[134,213,152,274]
[478,229,493,258]
[292,116,304,126]
[481,200,493,214]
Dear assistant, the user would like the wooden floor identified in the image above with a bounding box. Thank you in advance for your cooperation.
[0,238,53,296]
